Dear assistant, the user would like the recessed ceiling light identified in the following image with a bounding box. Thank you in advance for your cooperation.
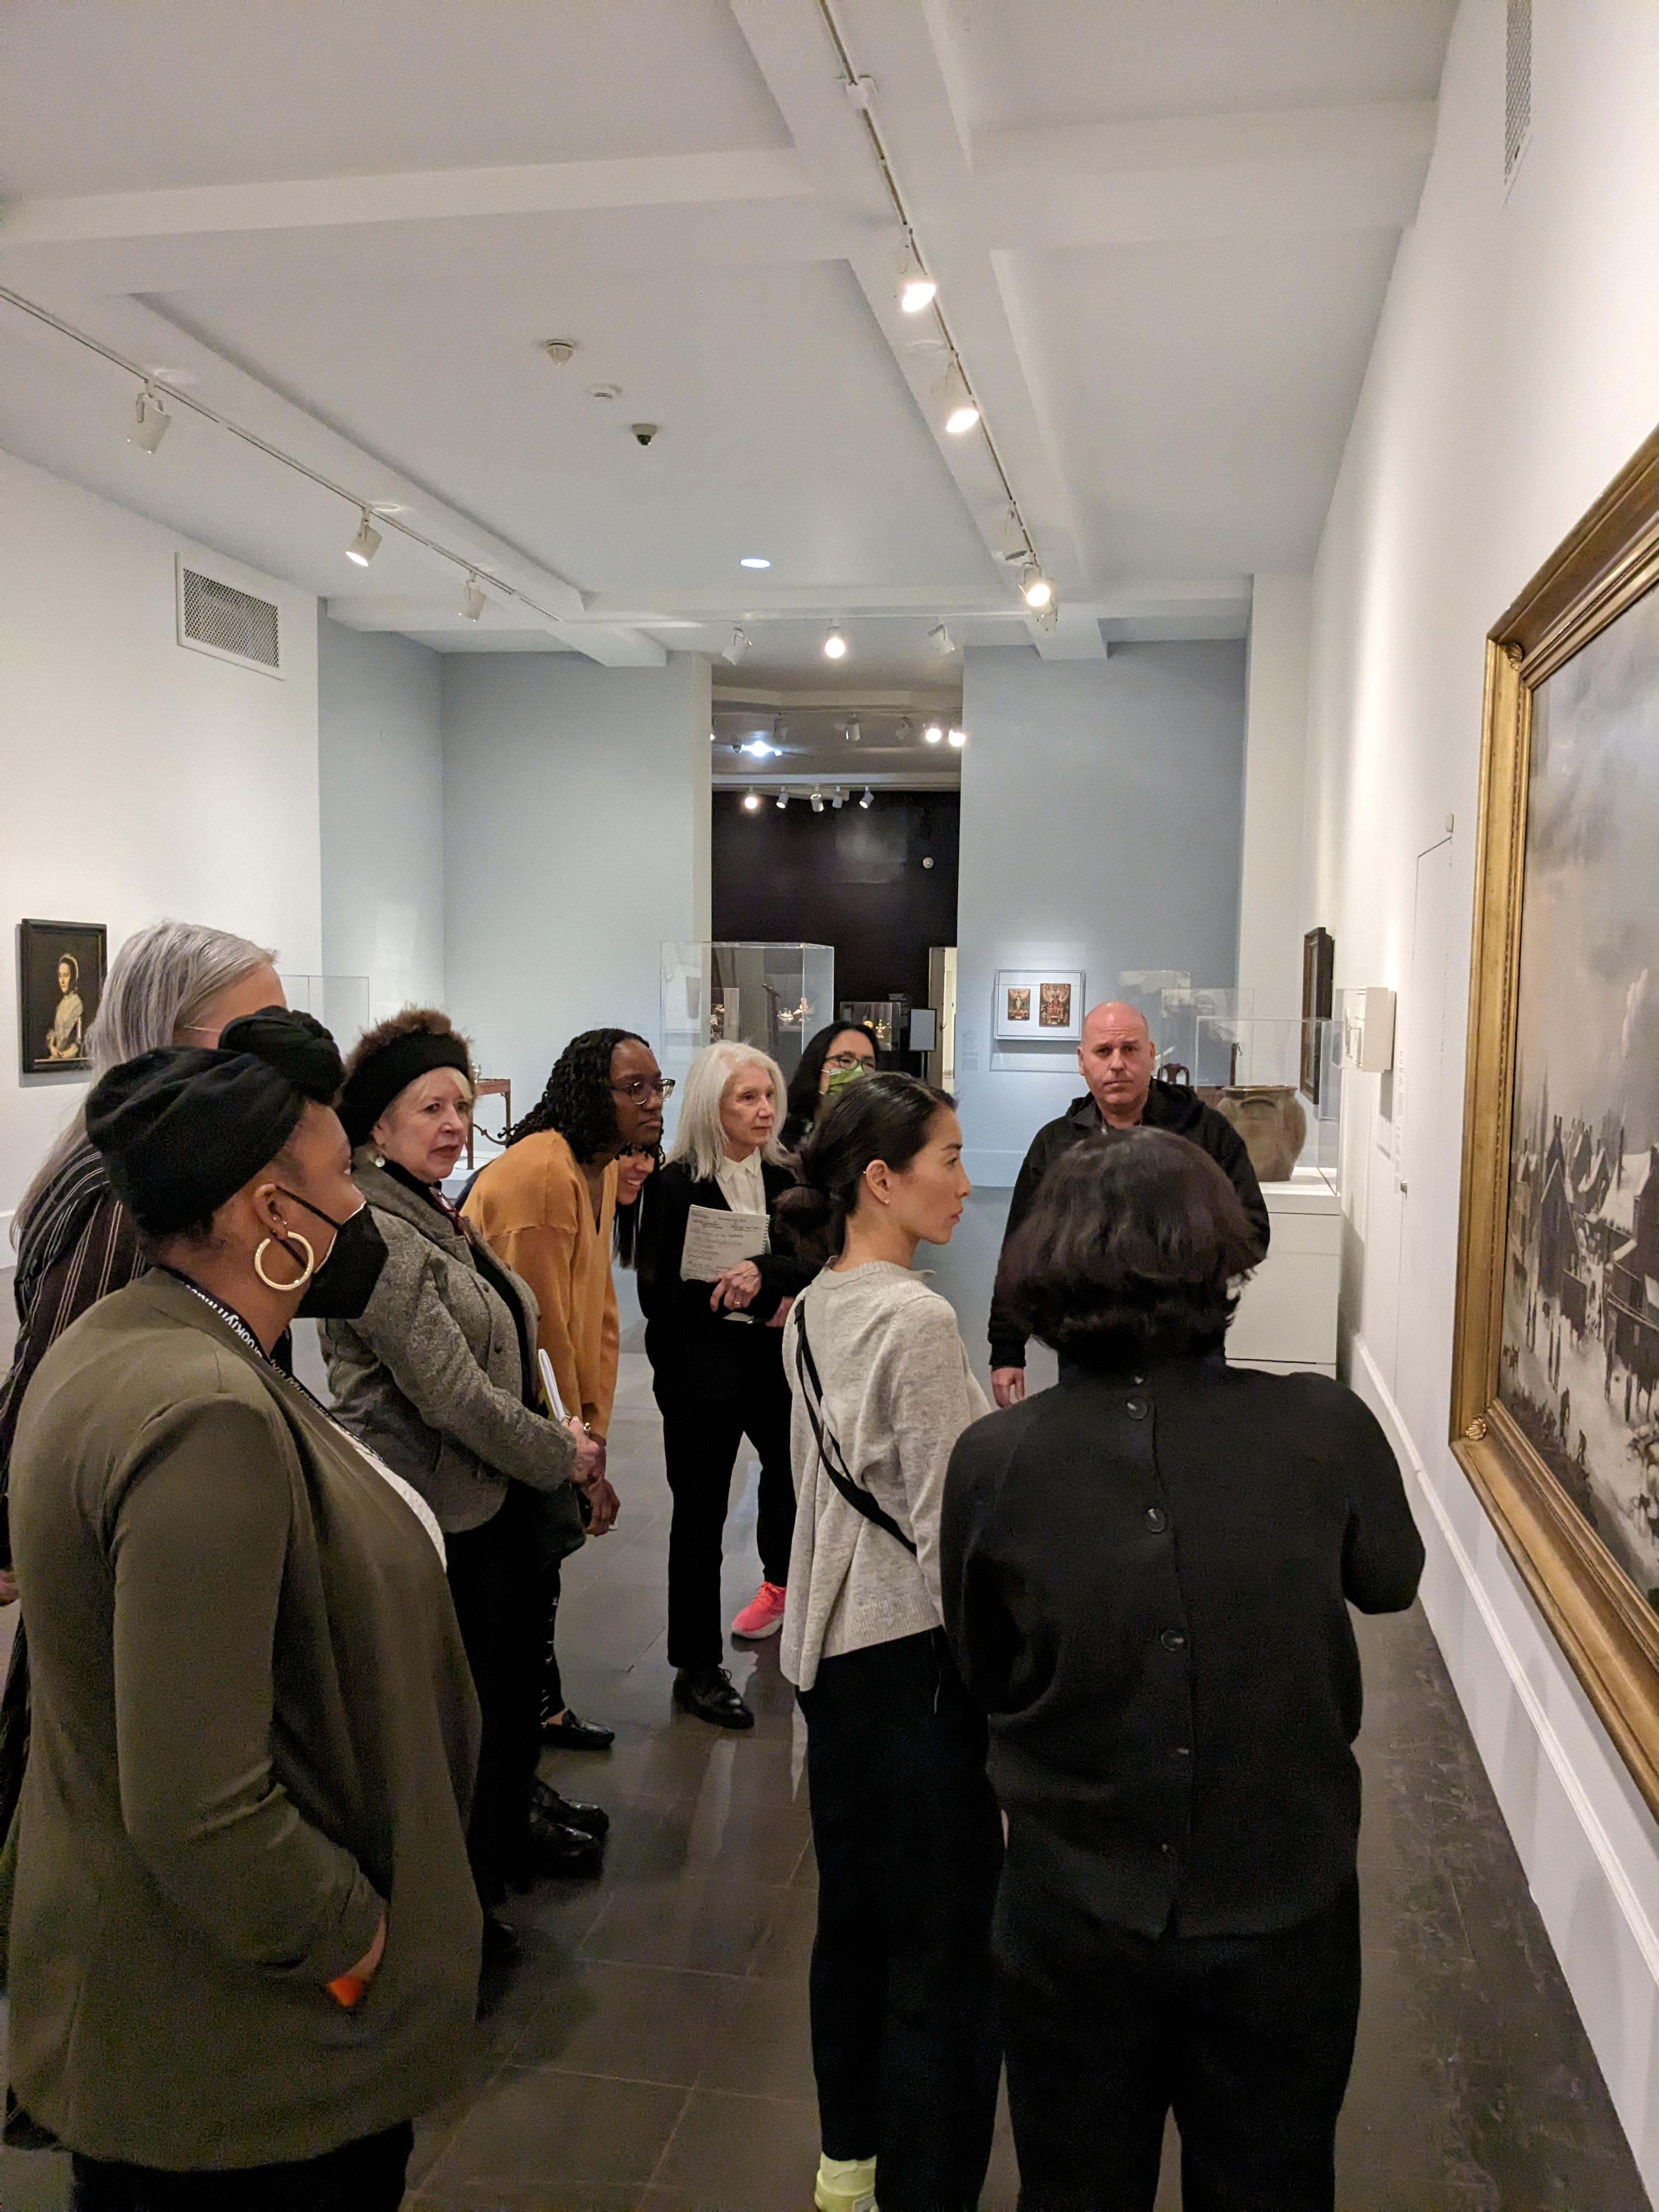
[588,383,621,400]
[740,556,771,569]
[823,625,849,661]
[344,511,381,566]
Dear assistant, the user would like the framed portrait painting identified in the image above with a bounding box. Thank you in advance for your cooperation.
[18,919,106,1075]
[994,969,1084,1044]
[1452,425,1659,1817]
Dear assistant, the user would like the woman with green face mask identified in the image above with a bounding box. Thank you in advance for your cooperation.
[780,1024,880,1154]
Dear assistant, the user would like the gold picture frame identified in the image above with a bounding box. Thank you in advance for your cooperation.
[1452,424,1659,1817]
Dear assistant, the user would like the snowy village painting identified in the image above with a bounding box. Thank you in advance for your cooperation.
[1498,575,1659,1609]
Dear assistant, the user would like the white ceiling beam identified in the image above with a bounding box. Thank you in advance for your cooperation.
[0,150,813,248]
[1027,606,1109,661]
[325,596,668,667]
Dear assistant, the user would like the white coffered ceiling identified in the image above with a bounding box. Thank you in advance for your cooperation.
[0,0,1456,693]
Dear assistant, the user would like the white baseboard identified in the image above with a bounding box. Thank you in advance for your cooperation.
[1350,1328,1659,2189]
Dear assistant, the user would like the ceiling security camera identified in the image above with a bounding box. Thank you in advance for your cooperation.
[631,423,658,446]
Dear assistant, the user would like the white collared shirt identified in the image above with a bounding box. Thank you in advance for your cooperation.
[715,1146,766,1218]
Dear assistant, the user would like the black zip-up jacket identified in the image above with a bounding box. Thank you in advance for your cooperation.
[940,1356,1424,1937]
[987,1082,1271,1370]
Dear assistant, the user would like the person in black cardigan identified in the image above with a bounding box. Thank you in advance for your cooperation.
[941,1129,1424,2212]
[637,1042,817,1729]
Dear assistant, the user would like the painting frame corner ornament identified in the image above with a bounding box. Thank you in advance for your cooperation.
[1451,422,1659,1818]
[18,918,108,1077]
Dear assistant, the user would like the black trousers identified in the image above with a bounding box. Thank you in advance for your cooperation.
[997,1847,1361,2212]
[70,2123,413,2211]
[797,1630,1003,2212]
[445,1481,547,1908]
[539,1553,566,1723]
[657,1383,795,1670]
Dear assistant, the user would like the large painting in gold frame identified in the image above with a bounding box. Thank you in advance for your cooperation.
[1454,425,1659,1816]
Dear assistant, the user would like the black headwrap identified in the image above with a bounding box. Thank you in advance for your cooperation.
[338,1027,473,1147]
[85,1007,343,1238]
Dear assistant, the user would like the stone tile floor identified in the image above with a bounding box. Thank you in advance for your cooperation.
[0,1208,1650,2207]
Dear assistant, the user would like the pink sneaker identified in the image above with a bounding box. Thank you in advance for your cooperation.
[731,1580,788,1640]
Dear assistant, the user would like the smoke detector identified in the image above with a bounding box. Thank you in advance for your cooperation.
[543,341,577,365]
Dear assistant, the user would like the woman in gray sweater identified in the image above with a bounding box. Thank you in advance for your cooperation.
[778,1074,1001,2212]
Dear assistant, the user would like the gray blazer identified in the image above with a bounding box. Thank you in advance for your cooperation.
[322,1161,577,1534]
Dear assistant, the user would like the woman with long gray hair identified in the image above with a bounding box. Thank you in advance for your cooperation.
[636,1041,816,1730]
[0,920,284,1924]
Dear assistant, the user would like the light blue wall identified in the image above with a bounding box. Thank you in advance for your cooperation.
[317,616,446,1024]
[442,652,712,1116]
[955,642,1247,1183]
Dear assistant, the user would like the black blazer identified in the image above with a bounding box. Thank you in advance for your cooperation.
[636,1158,816,1402]
[941,1354,1423,1941]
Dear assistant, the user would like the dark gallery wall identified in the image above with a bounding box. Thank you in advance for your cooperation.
[711,791,960,1013]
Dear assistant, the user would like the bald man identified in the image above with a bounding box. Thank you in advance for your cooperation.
[988,1001,1270,1405]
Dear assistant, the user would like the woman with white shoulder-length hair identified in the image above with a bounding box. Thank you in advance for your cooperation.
[636,1041,818,1729]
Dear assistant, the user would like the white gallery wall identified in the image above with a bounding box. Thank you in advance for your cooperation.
[317,616,446,1023]
[955,642,1246,1185]
[1303,0,1659,2184]
[442,653,712,1119]
[1236,574,1313,1023]
[0,449,320,1247]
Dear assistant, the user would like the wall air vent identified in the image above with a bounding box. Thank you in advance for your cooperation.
[176,560,283,677]
[1504,0,1532,189]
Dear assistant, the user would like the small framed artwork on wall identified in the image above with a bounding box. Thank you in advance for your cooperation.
[19,919,107,1074]
[994,969,1085,1044]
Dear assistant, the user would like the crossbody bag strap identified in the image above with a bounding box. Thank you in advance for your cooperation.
[793,1307,918,1557]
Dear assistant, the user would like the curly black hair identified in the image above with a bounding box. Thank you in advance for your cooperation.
[508,1027,646,1163]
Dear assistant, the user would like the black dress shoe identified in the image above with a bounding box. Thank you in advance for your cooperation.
[673,1665,755,1731]
[524,1795,605,1879]
[541,1708,616,1751]
[531,1776,610,1837]
[481,1914,520,1967]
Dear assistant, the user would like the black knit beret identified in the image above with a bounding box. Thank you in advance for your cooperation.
[338,1027,473,1147]
[86,1008,343,1237]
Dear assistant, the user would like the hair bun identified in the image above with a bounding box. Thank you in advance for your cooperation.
[218,1007,343,1104]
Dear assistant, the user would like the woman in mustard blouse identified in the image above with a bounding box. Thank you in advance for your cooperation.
[463,1028,667,1748]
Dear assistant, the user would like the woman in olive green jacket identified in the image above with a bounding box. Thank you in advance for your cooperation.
[7,1010,479,2209]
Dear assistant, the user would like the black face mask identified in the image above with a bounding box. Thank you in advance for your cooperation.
[276,1189,388,1320]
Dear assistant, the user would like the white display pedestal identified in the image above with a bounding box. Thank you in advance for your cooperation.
[1229,1170,1341,1378]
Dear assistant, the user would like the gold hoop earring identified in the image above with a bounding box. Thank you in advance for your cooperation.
[254,1232,315,1292]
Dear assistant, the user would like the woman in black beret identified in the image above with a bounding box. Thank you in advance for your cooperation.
[6,1010,480,2210]
[321,1010,608,1954]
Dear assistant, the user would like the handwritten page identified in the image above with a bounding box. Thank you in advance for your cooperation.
[680,1205,771,1282]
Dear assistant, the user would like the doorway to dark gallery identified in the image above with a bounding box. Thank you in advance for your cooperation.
[711,789,960,1069]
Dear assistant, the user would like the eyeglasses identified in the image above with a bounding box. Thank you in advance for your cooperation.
[611,1076,675,1104]
[823,1051,874,1071]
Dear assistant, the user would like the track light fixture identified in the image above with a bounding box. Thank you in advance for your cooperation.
[810,789,825,813]
[823,625,849,661]
[948,727,968,748]
[938,365,979,436]
[128,384,171,455]
[897,235,937,315]
[895,716,914,743]
[459,574,486,622]
[999,507,1030,564]
[1034,601,1060,635]
[831,788,845,809]
[930,622,955,658]
[923,724,945,745]
[742,789,762,813]
[844,719,861,744]
[776,789,789,809]
[1020,562,1053,609]
[723,626,751,666]
[344,511,382,567]
[859,787,874,810]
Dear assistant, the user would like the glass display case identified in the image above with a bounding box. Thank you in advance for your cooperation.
[1118,969,1191,1058]
[277,973,370,1052]
[660,941,834,1088]
[1157,985,1255,1080]
[1190,1011,1343,1186]
[839,998,910,1057]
